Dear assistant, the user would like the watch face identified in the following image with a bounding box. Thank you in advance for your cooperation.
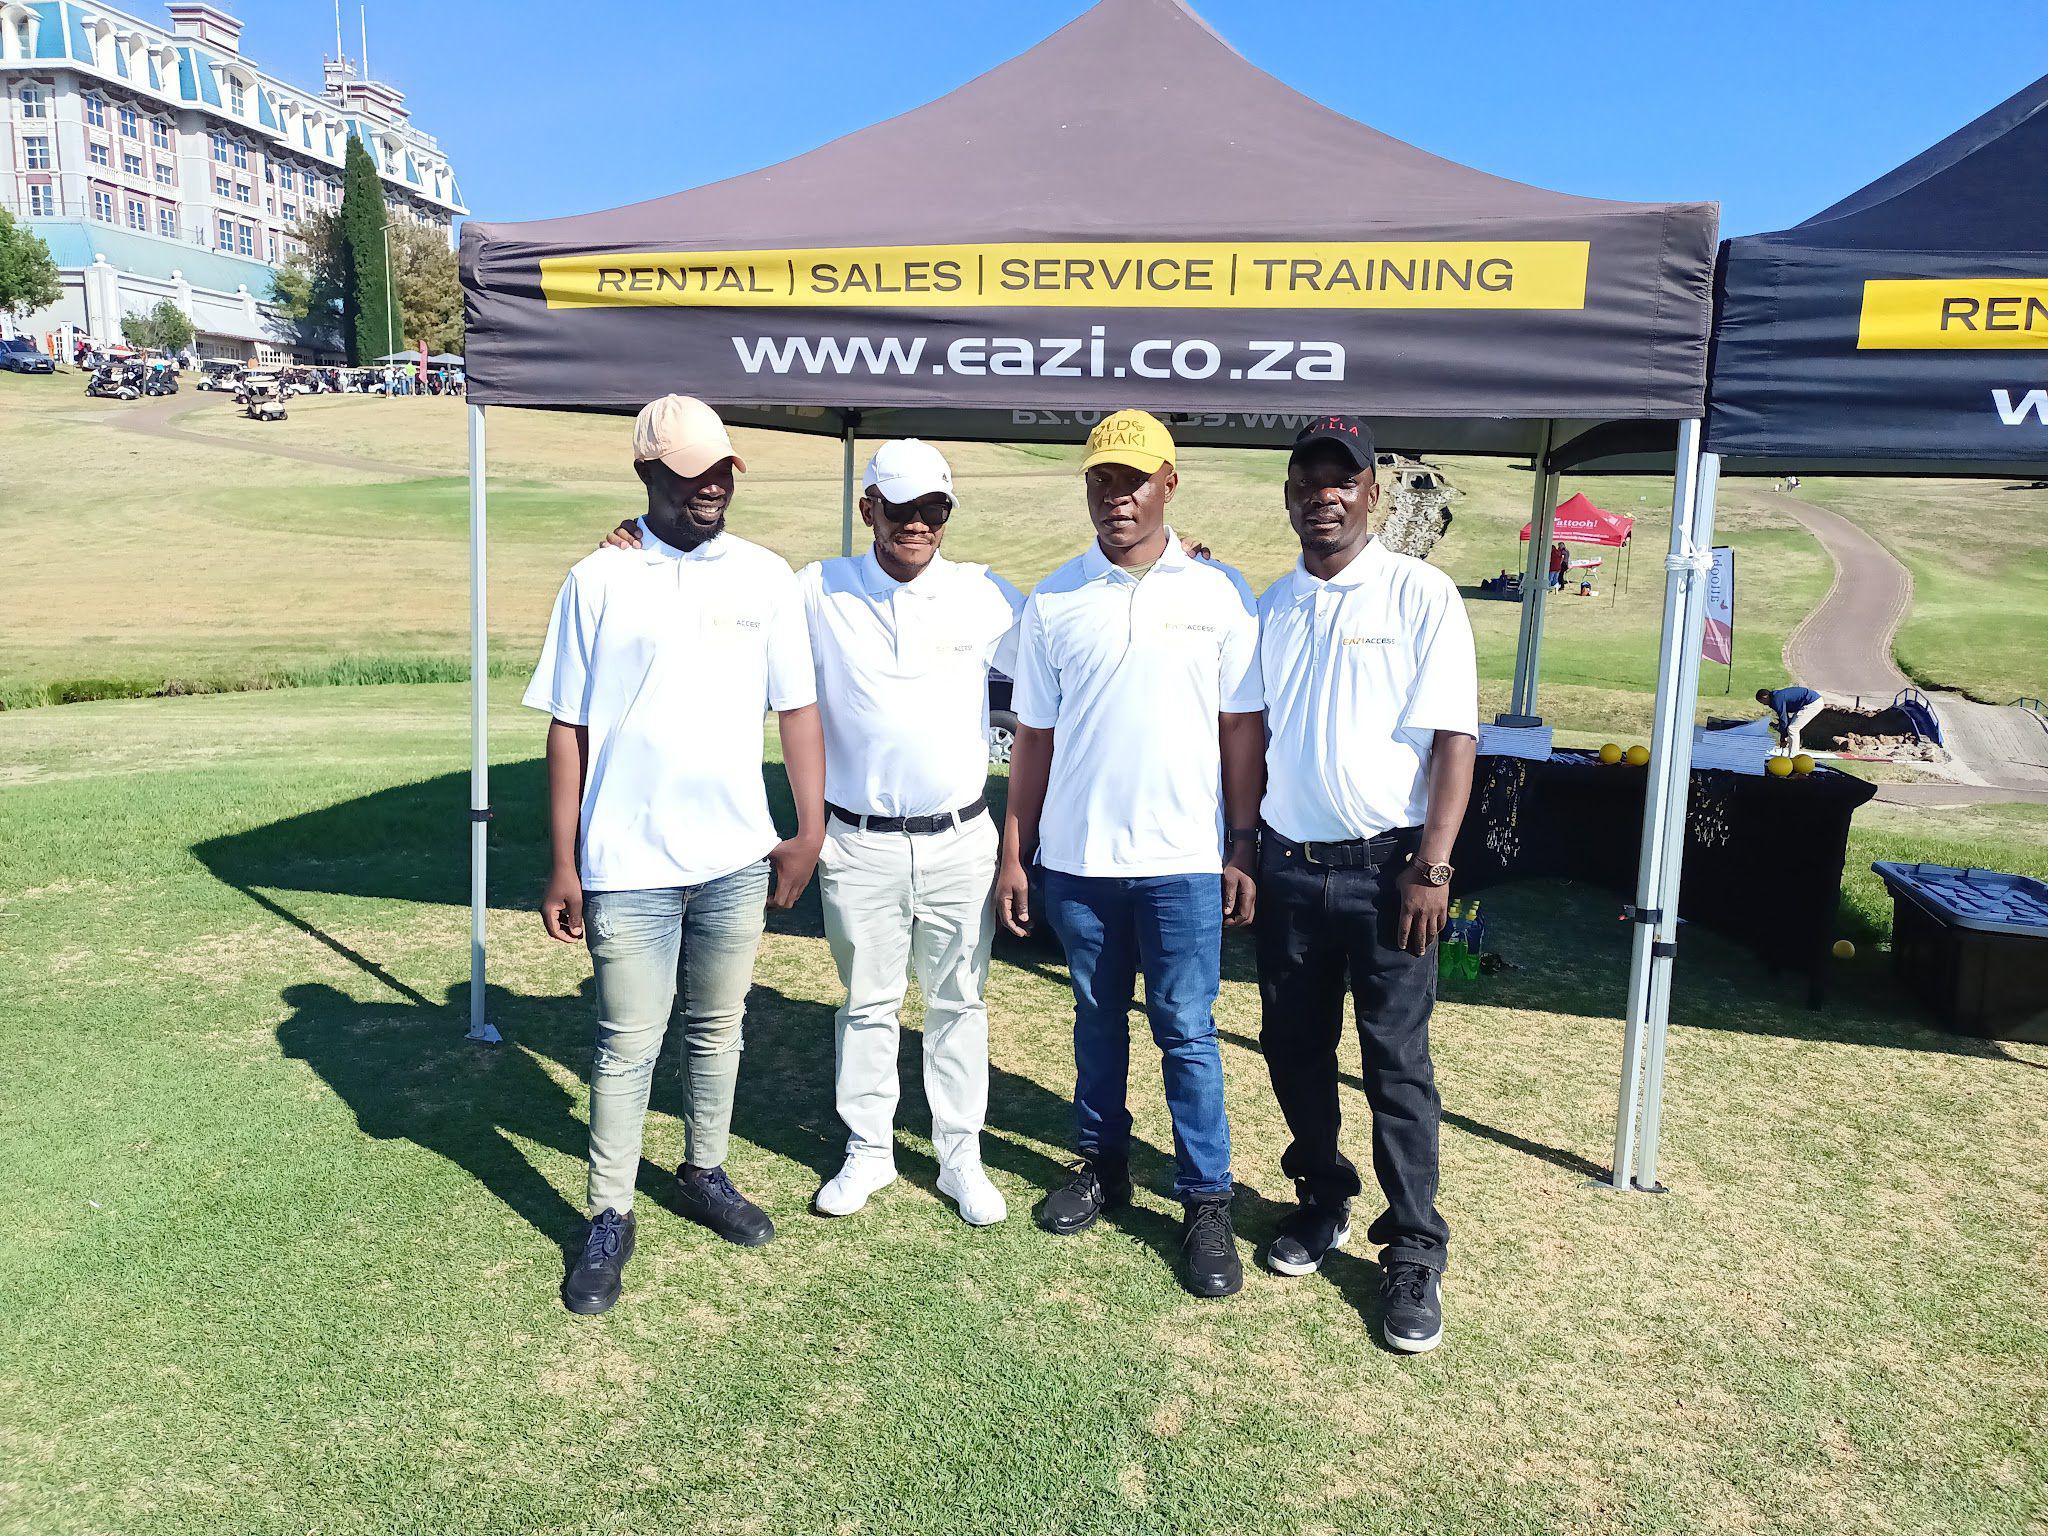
[1424,863,1453,886]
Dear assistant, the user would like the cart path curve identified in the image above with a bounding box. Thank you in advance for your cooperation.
[1774,493,2048,804]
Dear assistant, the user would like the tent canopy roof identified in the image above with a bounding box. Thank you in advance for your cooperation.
[462,0,1715,451]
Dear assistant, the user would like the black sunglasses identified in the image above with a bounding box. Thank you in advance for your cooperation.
[875,497,953,527]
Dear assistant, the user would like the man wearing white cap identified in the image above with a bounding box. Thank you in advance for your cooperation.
[532,395,826,1316]
[602,438,1020,1228]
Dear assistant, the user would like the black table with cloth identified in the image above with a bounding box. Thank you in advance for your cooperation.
[1450,751,1877,1003]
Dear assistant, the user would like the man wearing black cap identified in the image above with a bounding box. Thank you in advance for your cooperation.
[1253,415,1477,1354]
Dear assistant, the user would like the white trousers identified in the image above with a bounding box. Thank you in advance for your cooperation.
[817,811,998,1171]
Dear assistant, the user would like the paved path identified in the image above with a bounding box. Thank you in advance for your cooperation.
[1774,493,2048,804]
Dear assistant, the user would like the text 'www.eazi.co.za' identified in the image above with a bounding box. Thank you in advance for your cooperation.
[729,329,1347,382]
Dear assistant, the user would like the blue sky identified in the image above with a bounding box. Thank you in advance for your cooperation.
[230,0,2048,237]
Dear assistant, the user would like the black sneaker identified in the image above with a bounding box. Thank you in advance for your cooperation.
[1380,1261,1444,1354]
[675,1164,775,1247]
[1036,1158,1132,1235]
[563,1208,635,1316]
[1180,1197,1243,1297]
[1266,1199,1352,1276]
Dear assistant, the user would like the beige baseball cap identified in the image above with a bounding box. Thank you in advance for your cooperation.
[632,395,746,478]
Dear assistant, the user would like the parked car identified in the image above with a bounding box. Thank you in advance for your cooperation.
[986,669,1020,766]
[0,337,55,374]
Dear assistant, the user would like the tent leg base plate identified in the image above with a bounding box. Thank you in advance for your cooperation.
[466,1021,502,1045]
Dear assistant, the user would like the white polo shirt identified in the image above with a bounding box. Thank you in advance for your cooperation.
[1259,538,1478,842]
[799,549,1023,818]
[522,522,817,892]
[1012,530,1262,878]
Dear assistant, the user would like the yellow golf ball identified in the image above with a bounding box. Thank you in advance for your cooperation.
[1599,743,1623,765]
[1766,755,1794,777]
[1832,939,1855,960]
[1624,744,1650,767]
[1792,754,1816,775]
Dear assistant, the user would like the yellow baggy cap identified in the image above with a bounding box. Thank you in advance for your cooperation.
[1081,409,1175,476]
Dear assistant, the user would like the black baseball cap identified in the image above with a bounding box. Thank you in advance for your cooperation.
[1290,414,1376,473]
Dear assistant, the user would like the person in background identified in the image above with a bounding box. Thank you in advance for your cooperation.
[1253,415,1478,1355]
[1548,540,1571,591]
[996,409,1265,1300]
[529,394,826,1316]
[1757,684,1824,752]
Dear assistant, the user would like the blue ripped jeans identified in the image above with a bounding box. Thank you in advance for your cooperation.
[582,860,770,1213]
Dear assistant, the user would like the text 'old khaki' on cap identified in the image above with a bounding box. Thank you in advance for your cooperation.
[1081,409,1175,476]
[632,395,746,479]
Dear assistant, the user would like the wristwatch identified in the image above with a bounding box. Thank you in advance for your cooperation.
[1413,860,1454,887]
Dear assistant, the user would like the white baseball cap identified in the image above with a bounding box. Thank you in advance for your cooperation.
[862,438,954,508]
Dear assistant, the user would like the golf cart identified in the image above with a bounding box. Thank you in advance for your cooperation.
[238,370,288,422]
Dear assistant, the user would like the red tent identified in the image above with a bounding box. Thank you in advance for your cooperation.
[1520,492,1635,547]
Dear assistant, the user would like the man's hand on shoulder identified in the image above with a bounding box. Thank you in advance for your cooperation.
[1178,534,1213,562]
[598,519,642,553]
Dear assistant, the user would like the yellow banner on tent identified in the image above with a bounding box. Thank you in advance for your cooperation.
[539,242,1590,311]
[1858,278,2048,349]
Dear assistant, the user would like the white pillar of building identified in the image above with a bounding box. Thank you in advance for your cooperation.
[84,255,122,343]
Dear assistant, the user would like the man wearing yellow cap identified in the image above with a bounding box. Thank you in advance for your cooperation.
[996,410,1265,1299]
[527,395,827,1316]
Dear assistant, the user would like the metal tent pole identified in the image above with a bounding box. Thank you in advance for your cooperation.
[838,417,857,558]
[1612,418,1702,1187]
[1633,450,1721,1189]
[465,402,501,1044]
[1505,420,1556,721]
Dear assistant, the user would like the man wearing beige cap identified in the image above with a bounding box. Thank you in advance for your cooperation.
[528,394,826,1316]
[996,409,1265,1299]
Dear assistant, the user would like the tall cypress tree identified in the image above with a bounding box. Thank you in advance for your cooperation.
[338,136,392,366]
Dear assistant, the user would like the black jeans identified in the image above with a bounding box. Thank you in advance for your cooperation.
[1254,827,1449,1272]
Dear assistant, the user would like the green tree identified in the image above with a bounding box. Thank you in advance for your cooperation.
[269,210,345,355]
[0,208,61,320]
[148,298,194,355]
[387,220,463,355]
[338,135,392,365]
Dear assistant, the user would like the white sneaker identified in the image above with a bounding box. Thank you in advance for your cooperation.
[814,1156,896,1217]
[937,1161,1008,1227]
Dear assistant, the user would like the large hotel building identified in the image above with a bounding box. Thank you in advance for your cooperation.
[0,1,463,360]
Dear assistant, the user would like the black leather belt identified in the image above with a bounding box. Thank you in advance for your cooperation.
[828,800,988,835]
[1264,825,1417,869]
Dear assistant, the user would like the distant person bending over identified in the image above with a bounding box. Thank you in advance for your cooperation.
[1757,685,1823,753]
[530,395,825,1317]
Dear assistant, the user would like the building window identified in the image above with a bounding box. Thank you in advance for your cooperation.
[28,183,55,217]
[281,201,296,222]
[93,189,114,222]
[151,118,170,149]
[237,222,254,257]
[154,162,174,186]
[267,233,278,263]
[119,105,138,138]
[123,151,143,177]
[214,175,231,197]
[217,214,233,249]
[85,96,106,128]
[211,133,228,163]
[24,135,50,170]
[234,182,251,204]
[158,207,178,238]
[21,84,48,119]
[228,78,245,115]
[279,165,294,191]
[231,142,247,169]
[89,142,110,167]
[126,197,146,231]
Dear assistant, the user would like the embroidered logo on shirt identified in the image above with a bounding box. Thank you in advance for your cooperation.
[1340,635,1396,646]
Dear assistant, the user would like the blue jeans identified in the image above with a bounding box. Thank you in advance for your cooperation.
[1041,870,1232,1201]
[582,860,770,1213]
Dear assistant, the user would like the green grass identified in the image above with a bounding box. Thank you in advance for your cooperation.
[1795,477,2048,704]
[1,682,2044,1536]
[1,375,1823,740]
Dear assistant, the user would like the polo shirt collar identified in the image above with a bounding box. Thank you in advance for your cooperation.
[859,546,951,598]
[637,516,729,562]
[1082,525,1189,583]
[1290,536,1385,596]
